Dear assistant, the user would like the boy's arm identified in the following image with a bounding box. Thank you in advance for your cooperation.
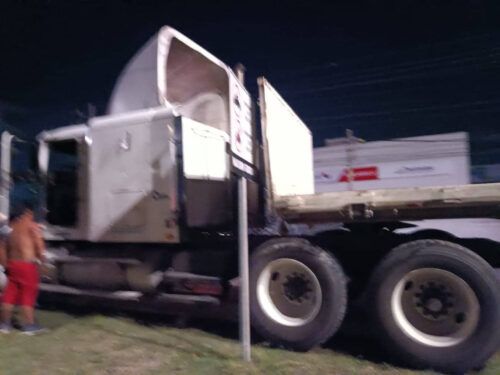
[0,240,6,268]
[31,223,46,263]
[0,215,9,268]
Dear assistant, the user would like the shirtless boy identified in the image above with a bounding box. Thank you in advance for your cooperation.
[0,204,45,334]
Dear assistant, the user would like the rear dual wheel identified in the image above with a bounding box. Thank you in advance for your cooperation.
[369,240,500,374]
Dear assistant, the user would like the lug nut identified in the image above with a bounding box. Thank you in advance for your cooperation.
[455,313,466,324]
[404,281,413,291]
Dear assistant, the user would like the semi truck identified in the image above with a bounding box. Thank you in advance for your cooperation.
[1,27,500,373]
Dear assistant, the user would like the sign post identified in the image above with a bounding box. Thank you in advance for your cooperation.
[238,172,251,362]
[231,64,253,362]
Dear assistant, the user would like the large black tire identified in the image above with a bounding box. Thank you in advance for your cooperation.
[250,238,347,351]
[368,240,500,374]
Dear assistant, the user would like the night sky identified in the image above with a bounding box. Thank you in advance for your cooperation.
[1,0,500,164]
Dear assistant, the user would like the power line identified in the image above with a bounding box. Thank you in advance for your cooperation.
[281,60,500,96]
[270,31,500,79]
[292,89,500,118]
[271,44,500,99]
[283,81,500,104]
[304,99,500,126]
[367,138,468,144]
[312,117,500,135]
[276,47,500,89]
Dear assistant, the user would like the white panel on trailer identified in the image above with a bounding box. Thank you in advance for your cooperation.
[314,132,470,193]
[258,78,314,198]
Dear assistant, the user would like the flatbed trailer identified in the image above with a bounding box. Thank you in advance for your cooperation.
[276,183,500,223]
[1,27,499,374]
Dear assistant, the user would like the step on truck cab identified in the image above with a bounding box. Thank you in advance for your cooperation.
[1,26,500,374]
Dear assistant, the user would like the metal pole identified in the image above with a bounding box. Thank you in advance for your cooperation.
[235,63,251,362]
[238,176,251,362]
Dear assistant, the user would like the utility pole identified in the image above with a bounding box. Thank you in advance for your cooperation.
[345,129,365,191]
[346,129,355,191]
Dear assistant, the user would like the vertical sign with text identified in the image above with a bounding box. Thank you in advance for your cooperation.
[230,75,254,177]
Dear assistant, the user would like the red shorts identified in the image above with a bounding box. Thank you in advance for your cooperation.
[1,261,39,307]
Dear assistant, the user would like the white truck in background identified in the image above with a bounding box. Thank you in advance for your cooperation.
[1,27,500,374]
[314,132,470,193]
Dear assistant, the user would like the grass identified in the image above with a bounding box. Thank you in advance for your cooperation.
[0,309,498,375]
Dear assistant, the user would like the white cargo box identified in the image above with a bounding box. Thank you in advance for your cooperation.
[314,132,470,193]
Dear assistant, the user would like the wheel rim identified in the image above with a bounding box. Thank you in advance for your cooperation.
[391,268,480,348]
[257,258,322,327]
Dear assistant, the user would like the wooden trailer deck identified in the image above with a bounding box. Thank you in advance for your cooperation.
[275,183,500,223]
